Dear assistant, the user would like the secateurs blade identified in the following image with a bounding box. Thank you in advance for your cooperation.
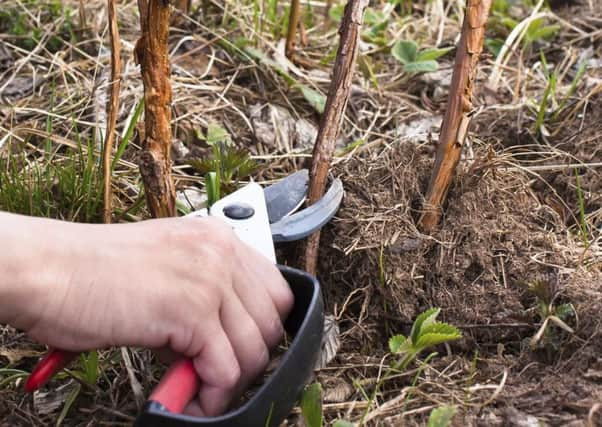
[25,170,344,427]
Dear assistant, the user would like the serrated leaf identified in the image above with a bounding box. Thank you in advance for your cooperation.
[333,421,354,427]
[388,334,409,354]
[420,322,461,338]
[427,405,457,427]
[416,47,453,62]
[415,324,461,349]
[189,158,216,174]
[391,40,417,65]
[300,383,323,427]
[410,308,440,345]
[416,333,460,349]
[298,85,326,114]
[404,60,439,73]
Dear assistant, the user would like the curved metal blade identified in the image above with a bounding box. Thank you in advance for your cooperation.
[270,178,343,242]
[264,169,309,223]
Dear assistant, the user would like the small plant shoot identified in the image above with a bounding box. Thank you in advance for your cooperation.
[392,40,453,73]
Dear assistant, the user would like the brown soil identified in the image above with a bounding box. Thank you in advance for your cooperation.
[313,97,602,425]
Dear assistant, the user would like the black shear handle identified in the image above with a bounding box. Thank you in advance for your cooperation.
[135,265,324,427]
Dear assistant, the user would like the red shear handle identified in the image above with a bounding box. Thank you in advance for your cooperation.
[25,349,79,392]
[148,358,201,413]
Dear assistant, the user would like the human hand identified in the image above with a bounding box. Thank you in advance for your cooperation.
[0,214,293,416]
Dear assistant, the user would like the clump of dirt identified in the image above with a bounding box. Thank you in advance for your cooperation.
[317,141,602,424]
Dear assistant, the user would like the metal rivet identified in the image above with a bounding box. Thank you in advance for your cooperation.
[223,203,255,220]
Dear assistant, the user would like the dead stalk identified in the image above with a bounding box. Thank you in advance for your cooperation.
[285,0,302,60]
[102,0,121,224]
[135,0,176,218]
[419,0,492,233]
[301,0,369,274]
[78,0,87,30]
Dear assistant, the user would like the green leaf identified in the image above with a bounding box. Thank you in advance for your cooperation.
[205,172,220,207]
[84,350,98,384]
[300,383,323,427]
[333,421,354,427]
[492,0,509,14]
[113,98,144,172]
[415,323,461,349]
[420,321,461,337]
[427,405,458,427]
[298,85,326,114]
[525,19,559,45]
[391,40,417,65]
[364,7,387,26]
[403,60,439,73]
[410,308,440,345]
[206,123,230,145]
[530,24,560,41]
[555,303,575,321]
[388,334,409,354]
[500,16,518,30]
[189,158,217,175]
[329,4,344,22]
[56,383,81,427]
[484,38,504,56]
[416,46,453,62]
[416,332,461,349]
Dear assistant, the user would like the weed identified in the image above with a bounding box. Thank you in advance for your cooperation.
[527,278,575,357]
[0,141,104,223]
[392,40,453,74]
[427,405,457,427]
[358,308,461,425]
[300,383,323,427]
[300,382,353,427]
[387,308,461,370]
[189,122,258,201]
[47,352,100,426]
[532,51,586,135]
[0,0,77,51]
[300,309,461,427]
[0,368,29,388]
[112,98,144,172]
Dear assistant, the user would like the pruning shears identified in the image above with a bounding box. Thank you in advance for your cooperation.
[24,170,344,427]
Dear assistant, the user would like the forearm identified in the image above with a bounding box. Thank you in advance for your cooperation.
[0,212,70,327]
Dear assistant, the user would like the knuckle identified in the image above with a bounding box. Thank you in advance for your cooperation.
[273,280,294,317]
[254,345,270,373]
[221,358,241,389]
[242,341,270,379]
[264,316,284,348]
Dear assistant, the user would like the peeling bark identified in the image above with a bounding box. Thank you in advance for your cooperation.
[419,0,492,233]
[136,0,176,218]
[301,0,368,274]
[102,0,121,224]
